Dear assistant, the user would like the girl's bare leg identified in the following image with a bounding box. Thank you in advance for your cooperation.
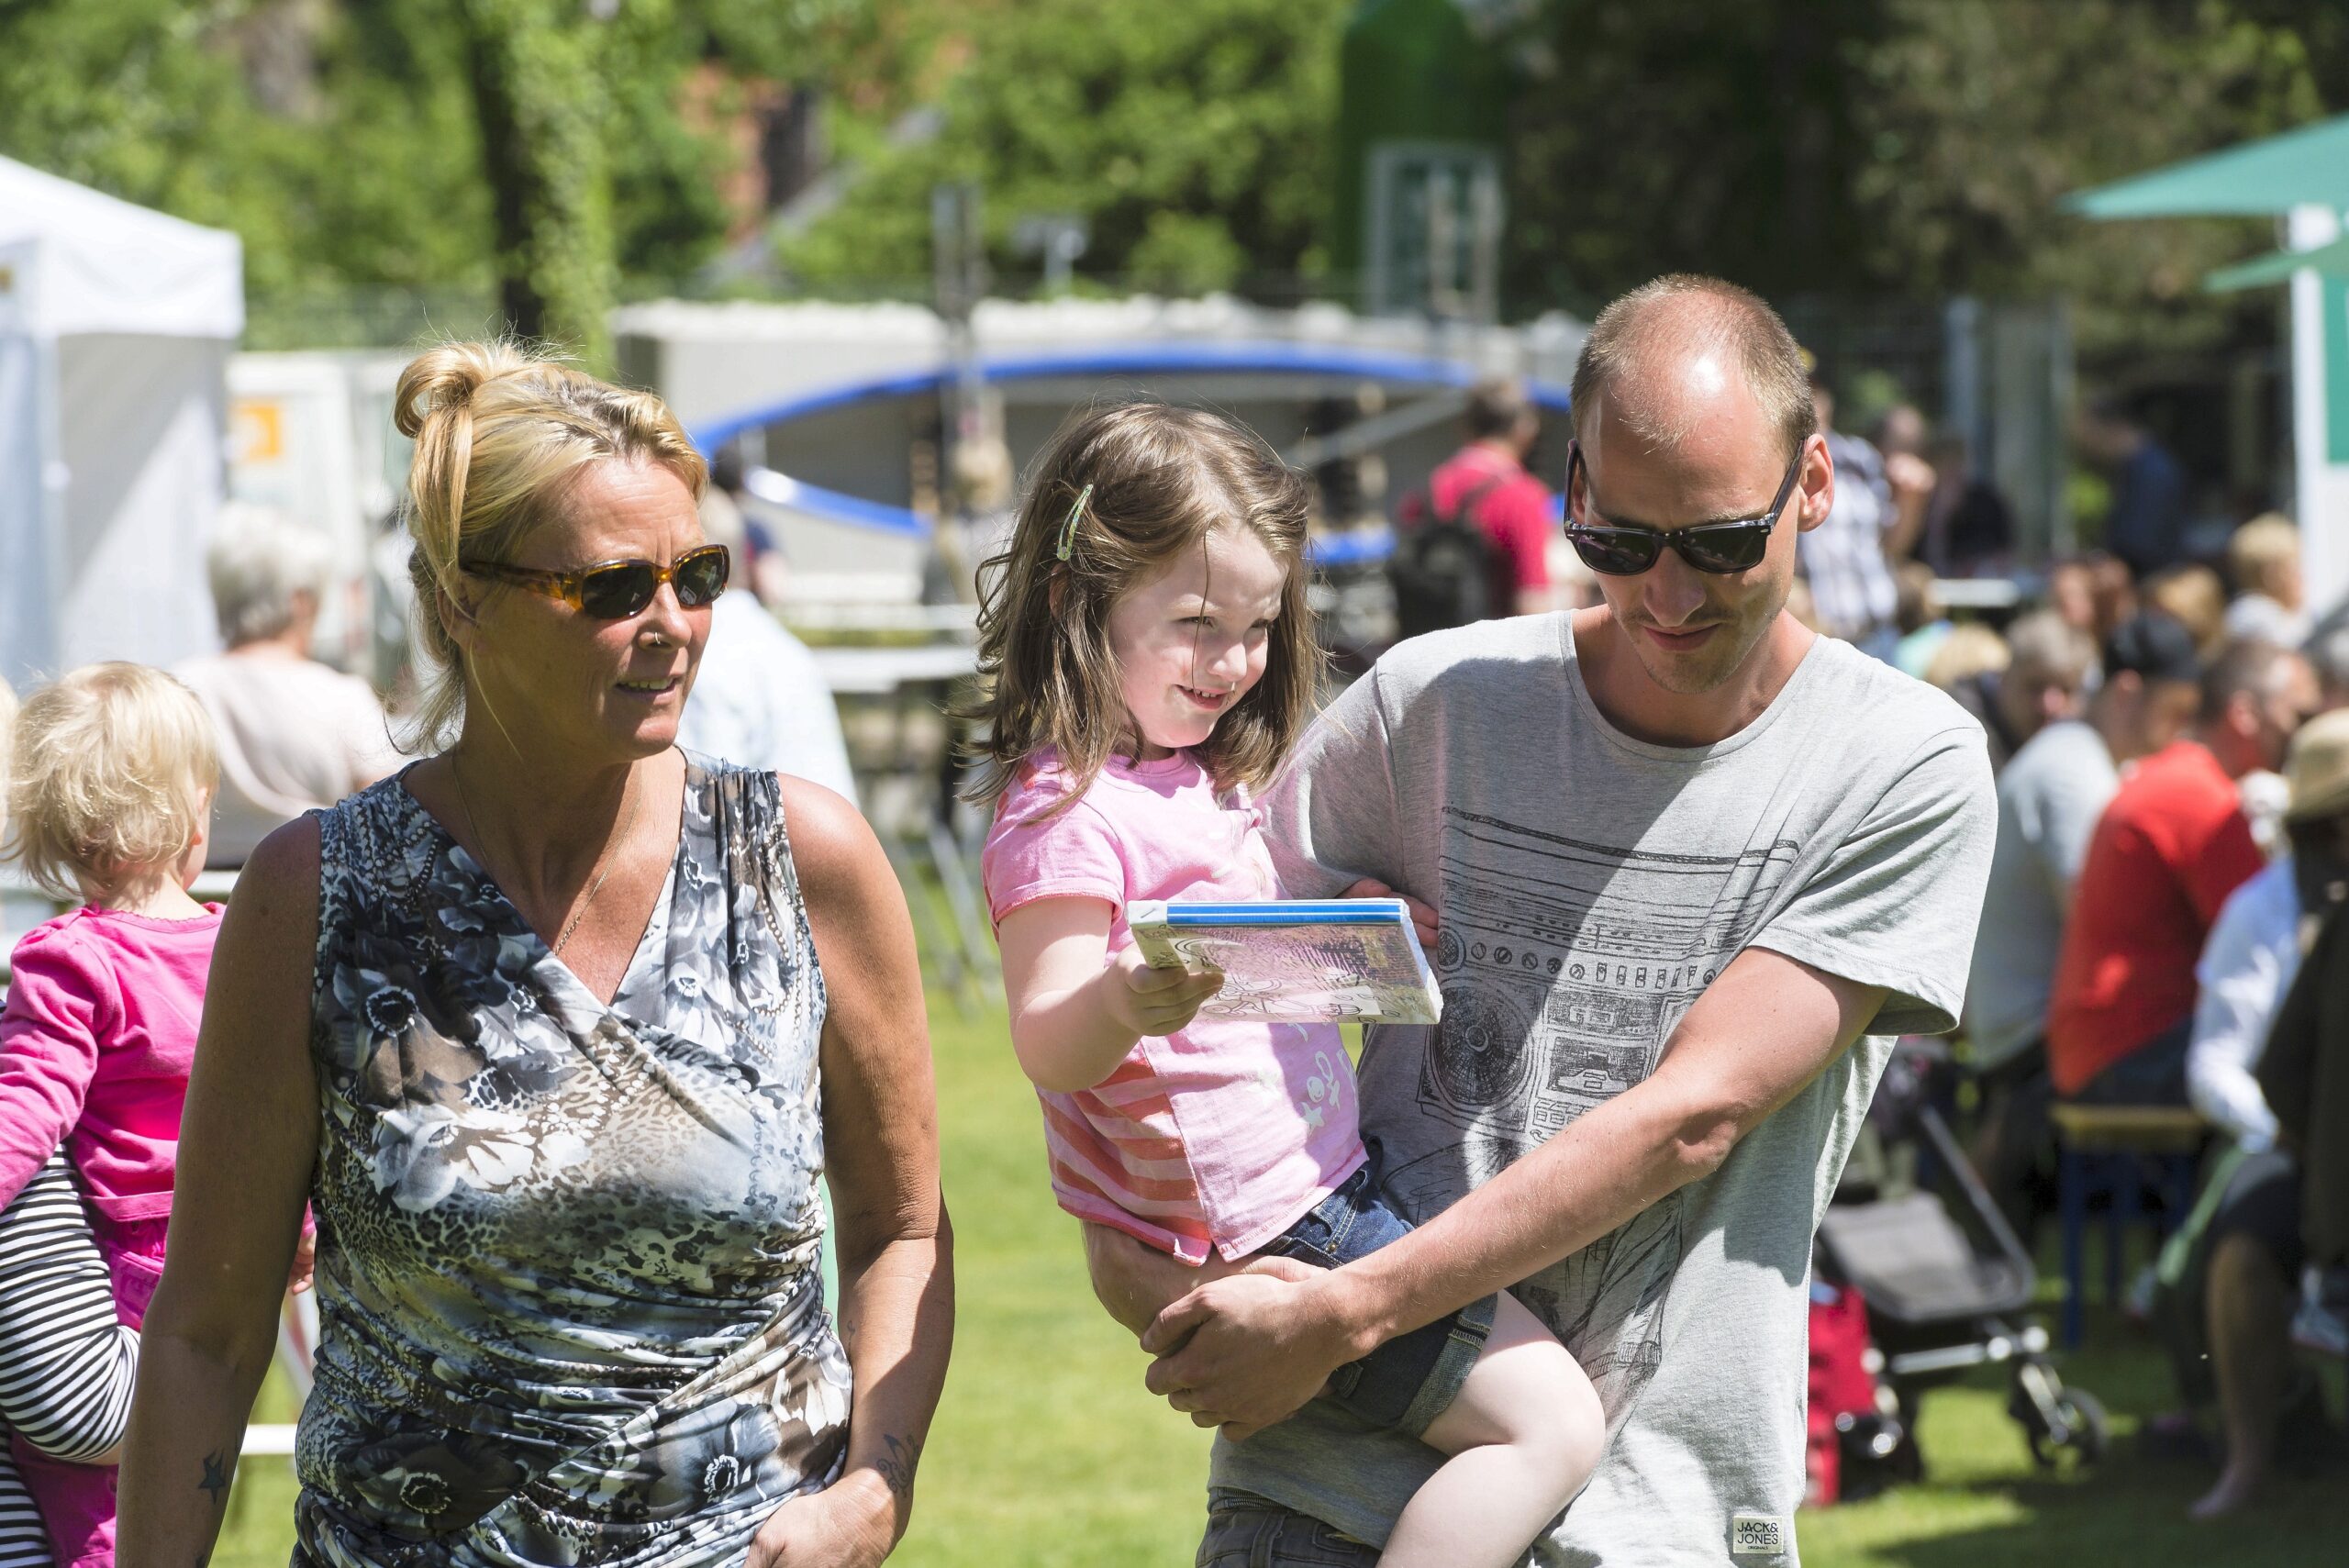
[1380,1291,1604,1568]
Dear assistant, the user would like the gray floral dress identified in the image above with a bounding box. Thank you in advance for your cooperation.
[292,757,851,1567]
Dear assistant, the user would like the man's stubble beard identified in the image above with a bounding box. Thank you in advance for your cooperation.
[1622,574,1791,697]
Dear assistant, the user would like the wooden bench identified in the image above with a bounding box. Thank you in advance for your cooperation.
[2050,1103,2207,1347]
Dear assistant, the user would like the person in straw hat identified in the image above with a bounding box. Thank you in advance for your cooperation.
[2180,707,2349,1518]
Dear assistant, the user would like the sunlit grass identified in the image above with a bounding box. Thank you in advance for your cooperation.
[211,995,2344,1565]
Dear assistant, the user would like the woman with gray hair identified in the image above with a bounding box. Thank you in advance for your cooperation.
[174,505,400,865]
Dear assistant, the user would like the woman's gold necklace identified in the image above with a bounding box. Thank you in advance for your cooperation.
[450,755,642,958]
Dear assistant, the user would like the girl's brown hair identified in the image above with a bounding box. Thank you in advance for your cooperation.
[962,402,1319,808]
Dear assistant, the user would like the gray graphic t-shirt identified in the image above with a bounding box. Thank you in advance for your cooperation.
[1214,613,1994,1565]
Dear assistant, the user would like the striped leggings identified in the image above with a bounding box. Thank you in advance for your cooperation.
[0,1154,141,1568]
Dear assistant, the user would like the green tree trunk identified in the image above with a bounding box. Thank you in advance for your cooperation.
[455,0,616,365]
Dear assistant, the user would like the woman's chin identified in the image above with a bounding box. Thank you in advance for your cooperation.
[602,711,684,756]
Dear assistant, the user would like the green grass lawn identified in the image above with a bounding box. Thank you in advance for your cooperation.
[212,994,2345,1565]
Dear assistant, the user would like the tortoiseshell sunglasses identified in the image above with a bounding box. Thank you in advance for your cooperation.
[464,543,730,618]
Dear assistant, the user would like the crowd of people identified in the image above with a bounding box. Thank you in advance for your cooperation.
[1881,511,2348,1520]
[0,268,2341,1568]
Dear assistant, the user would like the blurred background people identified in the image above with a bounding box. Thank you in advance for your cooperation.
[1922,622,2009,706]
[2048,556,2099,639]
[1920,427,2017,578]
[2232,583,2345,853]
[2312,623,2349,711]
[1874,401,1929,466]
[2047,639,2318,1108]
[702,446,790,607]
[1966,611,2192,1224]
[2079,399,2189,578]
[2146,563,2231,658]
[2176,711,2349,1518]
[1893,562,1953,680]
[1799,368,1932,660]
[1394,375,1558,633]
[1945,609,2093,773]
[2185,717,2349,1151]
[2087,554,2144,650]
[2223,514,2309,649]
[674,482,859,804]
[173,506,399,868]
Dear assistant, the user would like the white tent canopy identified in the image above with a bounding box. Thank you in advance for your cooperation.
[0,156,242,690]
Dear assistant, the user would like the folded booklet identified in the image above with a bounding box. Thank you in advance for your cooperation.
[1124,898,1444,1026]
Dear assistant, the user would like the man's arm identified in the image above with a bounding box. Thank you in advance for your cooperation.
[1141,946,1885,1435]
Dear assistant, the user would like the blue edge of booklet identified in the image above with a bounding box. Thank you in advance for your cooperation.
[1144,899,1410,926]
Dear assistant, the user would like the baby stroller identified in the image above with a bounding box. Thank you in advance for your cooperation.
[1814,1038,2108,1480]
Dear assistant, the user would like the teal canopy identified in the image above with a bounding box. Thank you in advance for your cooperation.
[2205,233,2349,293]
[2065,114,2349,218]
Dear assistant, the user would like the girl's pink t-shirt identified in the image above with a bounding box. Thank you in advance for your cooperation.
[0,905,221,1222]
[982,751,1365,1263]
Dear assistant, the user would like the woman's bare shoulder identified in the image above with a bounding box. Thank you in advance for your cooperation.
[774,774,903,935]
[217,814,323,962]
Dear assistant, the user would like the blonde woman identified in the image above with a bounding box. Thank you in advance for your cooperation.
[117,344,952,1568]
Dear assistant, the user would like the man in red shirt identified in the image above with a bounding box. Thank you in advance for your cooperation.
[1422,377,1559,617]
[2048,639,2320,1103]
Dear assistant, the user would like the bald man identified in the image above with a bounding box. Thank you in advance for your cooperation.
[1096,275,1997,1565]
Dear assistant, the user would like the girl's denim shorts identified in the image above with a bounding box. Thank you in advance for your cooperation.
[1257,1152,1497,1438]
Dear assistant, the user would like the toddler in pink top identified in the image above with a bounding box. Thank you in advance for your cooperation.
[974,405,1601,1568]
[1,663,223,1568]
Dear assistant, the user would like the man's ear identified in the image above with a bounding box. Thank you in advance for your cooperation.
[1794,434,1835,533]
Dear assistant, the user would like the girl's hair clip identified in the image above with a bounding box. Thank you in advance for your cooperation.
[1055,483,1095,562]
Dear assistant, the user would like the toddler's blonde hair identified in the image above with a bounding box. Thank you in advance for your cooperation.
[0,675,17,840]
[4,663,218,900]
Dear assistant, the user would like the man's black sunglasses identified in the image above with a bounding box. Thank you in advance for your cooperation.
[1564,440,1807,577]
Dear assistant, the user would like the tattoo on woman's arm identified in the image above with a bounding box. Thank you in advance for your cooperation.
[874,1431,923,1501]
[198,1449,231,1507]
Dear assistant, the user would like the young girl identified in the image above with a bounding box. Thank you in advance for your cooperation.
[974,404,1603,1566]
[0,663,222,1568]
[0,673,140,1568]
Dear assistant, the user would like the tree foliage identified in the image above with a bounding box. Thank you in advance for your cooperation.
[453,0,617,358]
[778,0,1352,297]
[3,0,2347,373]
[0,0,849,359]
[1503,0,2341,361]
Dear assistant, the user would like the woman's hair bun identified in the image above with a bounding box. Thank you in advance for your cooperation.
[393,339,536,439]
